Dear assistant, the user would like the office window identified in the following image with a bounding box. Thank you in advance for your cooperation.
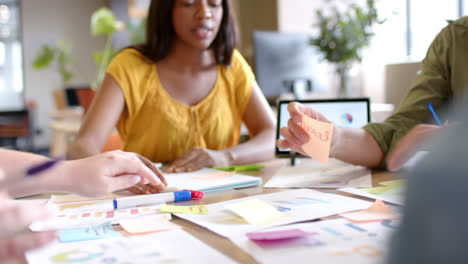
[371,0,464,63]
[410,0,458,60]
[0,0,23,110]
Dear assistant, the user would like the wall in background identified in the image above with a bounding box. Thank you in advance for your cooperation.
[235,0,278,66]
[22,0,107,149]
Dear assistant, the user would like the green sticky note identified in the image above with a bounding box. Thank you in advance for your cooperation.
[160,204,209,214]
[213,164,264,172]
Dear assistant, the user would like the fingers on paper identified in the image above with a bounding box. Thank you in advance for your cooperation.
[168,147,208,173]
[106,151,166,189]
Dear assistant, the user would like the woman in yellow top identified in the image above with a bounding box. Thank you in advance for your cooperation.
[69,0,275,188]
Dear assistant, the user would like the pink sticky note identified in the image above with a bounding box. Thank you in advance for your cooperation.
[246,229,316,241]
[192,171,236,180]
[300,114,334,164]
[119,215,181,235]
[339,199,400,223]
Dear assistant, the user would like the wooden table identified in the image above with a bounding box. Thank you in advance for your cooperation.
[12,158,399,264]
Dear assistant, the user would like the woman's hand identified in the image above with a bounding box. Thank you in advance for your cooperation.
[0,191,57,260]
[51,151,168,197]
[277,102,336,155]
[167,147,230,173]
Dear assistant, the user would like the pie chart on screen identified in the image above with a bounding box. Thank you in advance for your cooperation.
[340,113,353,125]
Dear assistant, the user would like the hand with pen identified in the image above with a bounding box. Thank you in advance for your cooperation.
[48,151,168,196]
[3,150,168,198]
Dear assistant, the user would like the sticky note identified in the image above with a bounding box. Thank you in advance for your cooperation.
[339,200,399,223]
[224,199,287,226]
[379,179,405,186]
[360,184,401,195]
[246,229,316,241]
[160,204,209,214]
[300,114,334,164]
[192,171,236,180]
[119,215,181,235]
[59,222,118,242]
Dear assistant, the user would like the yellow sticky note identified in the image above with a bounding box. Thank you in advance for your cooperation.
[192,171,236,180]
[300,114,334,164]
[119,215,181,235]
[360,184,400,195]
[339,200,399,223]
[224,199,287,226]
[160,204,209,214]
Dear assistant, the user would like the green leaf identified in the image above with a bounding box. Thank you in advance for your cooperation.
[91,7,118,36]
[33,45,56,69]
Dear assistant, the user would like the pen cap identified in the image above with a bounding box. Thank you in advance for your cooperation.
[174,190,192,202]
[183,189,204,200]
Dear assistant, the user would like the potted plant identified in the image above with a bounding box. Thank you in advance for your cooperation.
[310,0,384,97]
[33,40,80,110]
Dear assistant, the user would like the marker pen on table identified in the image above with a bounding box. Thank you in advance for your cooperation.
[427,103,442,126]
[113,190,192,209]
[0,158,63,188]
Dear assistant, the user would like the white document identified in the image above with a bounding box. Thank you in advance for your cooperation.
[164,168,262,192]
[175,189,372,238]
[26,229,236,264]
[231,218,399,264]
[265,158,372,189]
[339,186,405,206]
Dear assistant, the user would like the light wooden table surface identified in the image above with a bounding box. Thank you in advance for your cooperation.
[11,158,399,264]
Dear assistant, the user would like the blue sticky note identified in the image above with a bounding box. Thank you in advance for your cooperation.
[59,222,119,243]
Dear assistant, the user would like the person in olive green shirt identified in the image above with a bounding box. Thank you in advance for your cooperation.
[277,16,468,170]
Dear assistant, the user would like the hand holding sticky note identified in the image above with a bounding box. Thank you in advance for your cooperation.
[300,114,334,164]
[224,199,287,226]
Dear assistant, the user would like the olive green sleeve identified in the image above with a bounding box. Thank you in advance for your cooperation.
[363,23,453,168]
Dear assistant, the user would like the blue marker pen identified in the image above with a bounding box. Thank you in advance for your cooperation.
[427,103,442,126]
[0,158,63,188]
[113,190,192,209]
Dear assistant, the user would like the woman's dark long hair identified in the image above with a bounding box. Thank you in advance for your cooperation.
[129,0,238,66]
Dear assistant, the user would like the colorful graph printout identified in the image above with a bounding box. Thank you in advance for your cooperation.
[231,218,400,264]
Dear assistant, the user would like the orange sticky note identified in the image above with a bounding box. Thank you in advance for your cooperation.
[192,171,236,180]
[339,200,399,223]
[119,215,181,235]
[300,114,334,164]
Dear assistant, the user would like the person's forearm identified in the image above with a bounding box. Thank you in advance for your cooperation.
[330,127,384,168]
[67,138,101,160]
[6,162,72,198]
[0,149,49,173]
[222,128,276,165]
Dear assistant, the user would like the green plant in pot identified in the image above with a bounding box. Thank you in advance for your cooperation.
[73,7,124,112]
[310,0,384,97]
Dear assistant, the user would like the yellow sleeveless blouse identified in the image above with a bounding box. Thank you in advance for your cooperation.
[106,49,254,162]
